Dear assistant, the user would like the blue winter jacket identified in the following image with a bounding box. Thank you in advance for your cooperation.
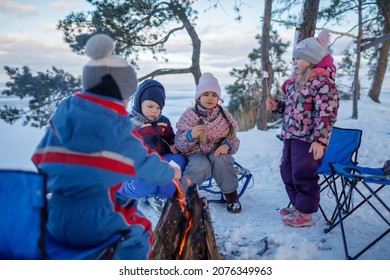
[32,92,175,258]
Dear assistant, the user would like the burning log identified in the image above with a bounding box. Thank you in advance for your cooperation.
[150,183,222,260]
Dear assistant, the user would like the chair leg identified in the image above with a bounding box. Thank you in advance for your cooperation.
[325,176,390,259]
[318,204,331,224]
[319,175,341,224]
[330,176,352,259]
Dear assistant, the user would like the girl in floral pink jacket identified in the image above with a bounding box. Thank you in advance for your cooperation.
[267,30,339,227]
[175,73,241,213]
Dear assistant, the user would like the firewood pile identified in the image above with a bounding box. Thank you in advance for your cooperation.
[150,183,223,260]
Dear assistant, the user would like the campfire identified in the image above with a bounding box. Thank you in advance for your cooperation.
[150,182,222,260]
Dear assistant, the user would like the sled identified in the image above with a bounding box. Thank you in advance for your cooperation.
[199,161,254,203]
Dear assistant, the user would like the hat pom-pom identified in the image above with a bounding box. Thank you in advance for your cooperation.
[200,72,215,82]
[85,34,114,60]
[317,30,330,49]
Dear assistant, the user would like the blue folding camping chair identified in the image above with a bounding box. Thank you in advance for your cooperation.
[284,127,363,224]
[317,127,363,224]
[327,163,390,260]
[0,169,129,260]
[199,161,254,203]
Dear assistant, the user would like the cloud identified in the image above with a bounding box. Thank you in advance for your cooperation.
[0,0,38,17]
[0,33,87,83]
[49,1,86,10]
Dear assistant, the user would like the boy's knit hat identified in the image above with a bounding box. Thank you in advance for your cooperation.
[293,30,330,65]
[82,33,138,100]
[195,72,221,101]
[136,79,166,110]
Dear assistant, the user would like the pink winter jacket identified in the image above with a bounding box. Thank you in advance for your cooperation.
[175,105,240,156]
[275,54,339,146]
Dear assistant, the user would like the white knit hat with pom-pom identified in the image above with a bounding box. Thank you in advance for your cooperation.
[82,33,137,99]
[195,72,221,101]
[293,30,330,65]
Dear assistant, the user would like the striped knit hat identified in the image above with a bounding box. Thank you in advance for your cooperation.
[82,34,137,100]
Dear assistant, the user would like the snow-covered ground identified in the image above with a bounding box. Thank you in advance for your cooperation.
[0,86,389,261]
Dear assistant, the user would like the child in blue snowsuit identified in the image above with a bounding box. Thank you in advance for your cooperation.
[31,34,181,259]
[119,79,187,209]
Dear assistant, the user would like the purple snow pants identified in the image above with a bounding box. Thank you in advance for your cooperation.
[280,139,323,214]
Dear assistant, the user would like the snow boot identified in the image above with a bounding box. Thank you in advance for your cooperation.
[279,207,295,217]
[282,210,313,227]
[225,191,241,214]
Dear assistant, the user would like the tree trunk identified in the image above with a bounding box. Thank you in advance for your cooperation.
[178,10,202,84]
[352,0,363,119]
[296,0,320,42]
[368,0,390,103]
[138,2,201,85]
[367,41,389,103]
[292,0,319,70]
[257,0,272,131]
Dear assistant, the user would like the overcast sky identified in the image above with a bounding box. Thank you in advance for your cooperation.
[1,0,378,90]
[0,0,294,88]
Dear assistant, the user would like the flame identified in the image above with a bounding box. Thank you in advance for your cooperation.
[179,217,193,256]
[173,180,187,213]
[172,179,193,257]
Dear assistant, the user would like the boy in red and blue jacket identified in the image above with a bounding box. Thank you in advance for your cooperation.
[119,79,186,211]
[32,34,181,259]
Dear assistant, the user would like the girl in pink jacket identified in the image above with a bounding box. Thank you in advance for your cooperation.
[175,73,241,213]
[267,30,339,227]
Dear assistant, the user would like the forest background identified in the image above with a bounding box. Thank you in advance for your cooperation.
[0,0,390,273]
[1,0,389,131]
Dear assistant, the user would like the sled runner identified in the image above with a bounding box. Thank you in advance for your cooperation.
[199,161,254,203]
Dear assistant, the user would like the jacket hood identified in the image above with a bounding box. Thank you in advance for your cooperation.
[132,79,165,114]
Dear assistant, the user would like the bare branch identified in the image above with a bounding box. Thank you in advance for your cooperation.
[361,33,390,51]
[138,67,194,81]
